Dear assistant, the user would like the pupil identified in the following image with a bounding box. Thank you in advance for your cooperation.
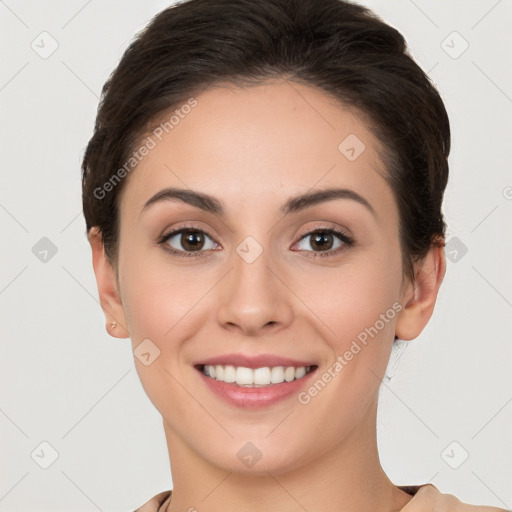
[183,231,203,251]
[312,233,332,251]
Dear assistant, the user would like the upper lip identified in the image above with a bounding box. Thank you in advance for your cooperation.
[195,353,317,369]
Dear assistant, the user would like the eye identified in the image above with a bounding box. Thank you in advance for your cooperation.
[158,225,354,259]
[158,226,219,257]
[293,227,354,257]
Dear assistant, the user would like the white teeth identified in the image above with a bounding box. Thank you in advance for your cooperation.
[270,366,284,383]
[223,365,236,383]
[284,366,295,382]
[215,365,224,380]
[236,366,253,385]
[253,367,271,385]
[202,364,313,386]
[295,367,306,379]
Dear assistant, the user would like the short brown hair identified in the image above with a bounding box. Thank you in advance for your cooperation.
[82,0,450,281]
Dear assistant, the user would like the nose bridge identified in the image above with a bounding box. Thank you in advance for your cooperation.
[216,234,292,335]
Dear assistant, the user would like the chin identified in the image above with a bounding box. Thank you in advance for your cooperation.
[199,435,312,476]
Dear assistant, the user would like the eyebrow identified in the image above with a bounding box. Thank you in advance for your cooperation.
[141,186,376,218]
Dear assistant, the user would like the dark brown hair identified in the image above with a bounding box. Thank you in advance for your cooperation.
[82,0,450,282]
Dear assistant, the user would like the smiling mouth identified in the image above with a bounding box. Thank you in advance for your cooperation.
[196,364,318,387]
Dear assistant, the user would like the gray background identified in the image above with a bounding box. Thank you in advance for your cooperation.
[1,0,511,510]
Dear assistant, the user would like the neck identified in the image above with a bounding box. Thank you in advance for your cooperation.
[163,400,413,512]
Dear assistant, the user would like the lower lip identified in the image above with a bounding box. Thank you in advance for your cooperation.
[197,367,318,408]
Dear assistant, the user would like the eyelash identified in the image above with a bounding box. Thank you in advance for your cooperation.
[157,225,355,259]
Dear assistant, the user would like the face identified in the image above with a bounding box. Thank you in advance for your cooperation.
[97,79,431,475]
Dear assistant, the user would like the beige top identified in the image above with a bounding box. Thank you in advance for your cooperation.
[133,484,510,511]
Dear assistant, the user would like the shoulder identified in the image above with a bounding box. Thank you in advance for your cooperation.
[129,486,510,512]
[400,483,510,512]
[132,490,172,512]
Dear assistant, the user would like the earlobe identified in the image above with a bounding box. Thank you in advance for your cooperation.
[88,227,129,339]
[395,243,446,341]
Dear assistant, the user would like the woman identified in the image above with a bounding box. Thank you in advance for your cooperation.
[82,0,508,510]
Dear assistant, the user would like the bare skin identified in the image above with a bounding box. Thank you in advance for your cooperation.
[89,78,446,512]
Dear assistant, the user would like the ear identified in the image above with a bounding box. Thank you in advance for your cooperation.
[395,242,446,341]
[88,227,129,338]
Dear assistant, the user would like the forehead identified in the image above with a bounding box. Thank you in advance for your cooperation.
[119,79,396,221]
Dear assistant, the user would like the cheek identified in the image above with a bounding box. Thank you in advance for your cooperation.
[298,247,402,342]
[289,259,402,442]
[118,233,209,341]
[118,244,224,406]
[294,246,403,396]
[118,245,213,412]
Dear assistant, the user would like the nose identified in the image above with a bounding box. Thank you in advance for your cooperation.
[216,244,293,337]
